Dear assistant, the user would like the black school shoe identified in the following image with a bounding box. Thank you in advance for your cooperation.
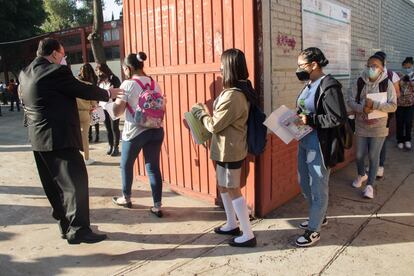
[295,230,320,247]
[67,231,107,244]
[228,236,257,247]
[214,226,241,236]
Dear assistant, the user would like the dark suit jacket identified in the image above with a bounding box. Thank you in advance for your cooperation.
[20,57,110,151]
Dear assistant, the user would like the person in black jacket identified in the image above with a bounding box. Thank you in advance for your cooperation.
[294,47,347,247]
[95,63,122,156]
[19,38,123,244]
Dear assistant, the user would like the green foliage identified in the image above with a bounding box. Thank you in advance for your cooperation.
[41,0,94,32]
[0,0,47,42]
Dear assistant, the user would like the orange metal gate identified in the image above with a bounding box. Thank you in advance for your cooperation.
[123,0,257,210]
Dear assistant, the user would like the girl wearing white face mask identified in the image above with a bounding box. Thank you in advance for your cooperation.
[396,57,414,150]
[348,54,397,199]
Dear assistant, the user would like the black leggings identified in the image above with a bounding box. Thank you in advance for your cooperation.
[104,110,120,147]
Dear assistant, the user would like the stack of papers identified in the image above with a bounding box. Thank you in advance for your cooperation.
[184,112,212,145]
[366,92,388,119]
[263,105,312,144]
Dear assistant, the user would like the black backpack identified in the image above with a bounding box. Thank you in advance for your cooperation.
[246,103,267,155]
[233,84,267,156]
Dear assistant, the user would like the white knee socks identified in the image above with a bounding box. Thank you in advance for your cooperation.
[232,196,254,243]
[220,192,238,231]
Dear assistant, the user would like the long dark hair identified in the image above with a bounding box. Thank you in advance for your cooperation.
[221,48,249,88]
[78,63,98,85]
[299,47,329,68]
[95,63,114,80]
[402,57,413,66]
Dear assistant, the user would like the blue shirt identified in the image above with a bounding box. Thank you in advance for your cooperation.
[297,76,325,114]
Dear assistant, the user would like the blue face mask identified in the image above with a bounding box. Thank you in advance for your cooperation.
[403,67,413,75]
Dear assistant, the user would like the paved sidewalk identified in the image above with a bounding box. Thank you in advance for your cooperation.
[0,107,413,276]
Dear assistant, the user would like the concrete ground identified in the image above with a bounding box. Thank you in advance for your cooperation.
[0,105,413,276]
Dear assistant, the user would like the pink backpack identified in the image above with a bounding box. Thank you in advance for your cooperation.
[126,78,165,128]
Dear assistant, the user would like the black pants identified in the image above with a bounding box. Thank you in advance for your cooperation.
[9,95,20,111]
[104,110,120,147]
[89,124,100,140]
[33,149,90,239]
[396,106,414,143]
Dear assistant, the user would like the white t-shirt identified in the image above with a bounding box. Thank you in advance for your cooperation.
[120,76,162,141]
[384,66,400,83]
[99,81,112,108]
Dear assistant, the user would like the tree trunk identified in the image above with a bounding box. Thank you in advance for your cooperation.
[88,0,106,64]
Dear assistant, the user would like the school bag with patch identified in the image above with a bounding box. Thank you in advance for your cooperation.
[126,78,165,128]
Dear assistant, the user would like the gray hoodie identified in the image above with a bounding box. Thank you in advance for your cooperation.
[348,71,397,137]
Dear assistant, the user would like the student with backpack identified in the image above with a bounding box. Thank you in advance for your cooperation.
[111,52,166,217]
[348,54,397,199]
[373,51,400,179]
[191,48,257,247]
[396,57,414,150]
[294,47,347,247]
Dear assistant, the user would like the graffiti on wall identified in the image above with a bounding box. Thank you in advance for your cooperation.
[276,33,296,53]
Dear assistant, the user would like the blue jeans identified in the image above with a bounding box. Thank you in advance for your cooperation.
[379,137,387,167]
[298,131,331,232]
[121,128,164,207]
[356,136,385,186]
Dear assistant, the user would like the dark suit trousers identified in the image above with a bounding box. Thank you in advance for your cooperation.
[33,149,90,239]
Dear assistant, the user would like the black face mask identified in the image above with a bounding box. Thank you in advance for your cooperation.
[296,68,311,81]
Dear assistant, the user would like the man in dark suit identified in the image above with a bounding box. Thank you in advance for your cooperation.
[19,38,123,244]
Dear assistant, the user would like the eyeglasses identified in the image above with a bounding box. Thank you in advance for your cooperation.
[297,62,310,68]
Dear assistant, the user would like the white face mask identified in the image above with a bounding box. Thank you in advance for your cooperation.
[60,56,67,66]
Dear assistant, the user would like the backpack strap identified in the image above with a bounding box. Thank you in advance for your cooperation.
[126,102,135,115]
[133,78,146,90]
[356,77,365,104]
[379,78,389,92]
[149,79,155,90]
[387,69,393,81]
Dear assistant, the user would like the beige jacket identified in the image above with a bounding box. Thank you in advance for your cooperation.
[202,88,249,162]
[76,98,95,112]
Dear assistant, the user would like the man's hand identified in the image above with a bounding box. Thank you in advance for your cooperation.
[108,88,124,99]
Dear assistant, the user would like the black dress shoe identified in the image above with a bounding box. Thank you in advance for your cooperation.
[67,231,107,244]
[106,146,113,155]
[111,146,120,156]
[228,236,257,247]
[214,226,241,236]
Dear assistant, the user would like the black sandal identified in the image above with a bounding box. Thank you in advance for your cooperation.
[150,207,163,218]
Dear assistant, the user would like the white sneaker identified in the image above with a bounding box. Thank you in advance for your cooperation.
[352,174,368,188]
[405,141,412,149]
[363,185,374,199]
[376,166,384,179]
[398,143,404,150]
[85,159,95,165]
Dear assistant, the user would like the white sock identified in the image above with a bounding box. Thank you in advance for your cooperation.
[232,197,254,243]
[220,193,238,231]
